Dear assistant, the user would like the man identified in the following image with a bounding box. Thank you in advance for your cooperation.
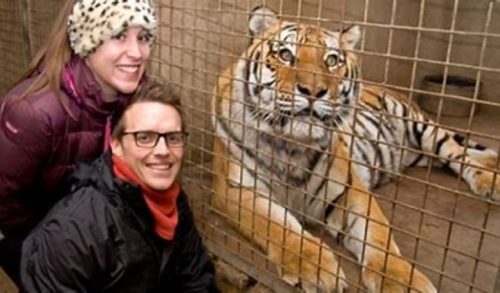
[20,82,218,292]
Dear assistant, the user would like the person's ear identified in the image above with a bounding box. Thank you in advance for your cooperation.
[110,137,124,157]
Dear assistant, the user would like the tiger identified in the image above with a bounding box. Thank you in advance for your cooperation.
[211,6,499,292]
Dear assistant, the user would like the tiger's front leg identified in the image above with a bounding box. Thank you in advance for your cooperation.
[212,140,347,292]
[327,182,437,293]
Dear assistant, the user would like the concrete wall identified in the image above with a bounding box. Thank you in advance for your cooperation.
[156,0,500,108]
[0,1,27,95]
[0,0,65,95]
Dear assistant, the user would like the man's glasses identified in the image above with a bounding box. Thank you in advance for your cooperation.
[122,131,188,148]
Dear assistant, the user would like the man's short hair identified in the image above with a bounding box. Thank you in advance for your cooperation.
[111,81,184,139]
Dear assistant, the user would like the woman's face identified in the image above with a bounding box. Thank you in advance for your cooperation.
[86,26,152,100]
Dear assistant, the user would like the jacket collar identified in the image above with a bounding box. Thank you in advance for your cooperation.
[61,56,131,119]
[69,152,157,234]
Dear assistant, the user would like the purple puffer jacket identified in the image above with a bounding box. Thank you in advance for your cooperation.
[0,57,130,238]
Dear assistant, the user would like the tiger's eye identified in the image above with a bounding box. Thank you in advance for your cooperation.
[279,48,294,63]
[326,54,338,67]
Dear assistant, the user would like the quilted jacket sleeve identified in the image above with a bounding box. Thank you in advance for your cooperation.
[20,212,105,293]
[173,192,218,292]
[0,97,53,235]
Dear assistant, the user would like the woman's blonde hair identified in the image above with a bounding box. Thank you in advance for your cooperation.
[9,1,76,114]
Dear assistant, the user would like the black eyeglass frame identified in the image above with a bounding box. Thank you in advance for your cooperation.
[121,131,189,148]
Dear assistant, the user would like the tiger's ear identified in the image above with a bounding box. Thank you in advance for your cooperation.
[340,25,361,50]
[249,6,279,36]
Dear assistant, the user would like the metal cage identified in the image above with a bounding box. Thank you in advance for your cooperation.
[1,0,500,292]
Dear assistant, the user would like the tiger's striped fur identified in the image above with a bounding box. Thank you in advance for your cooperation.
[211,6,499,292]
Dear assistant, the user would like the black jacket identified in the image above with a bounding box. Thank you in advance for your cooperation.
[20,153,217,292]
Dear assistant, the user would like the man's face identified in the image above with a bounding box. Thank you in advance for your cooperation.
[111,101,184,191]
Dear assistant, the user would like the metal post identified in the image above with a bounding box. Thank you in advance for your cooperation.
[495,265,500,293]
[18,0,32,67]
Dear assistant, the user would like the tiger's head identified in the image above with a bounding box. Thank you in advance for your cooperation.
[242,6,361,141]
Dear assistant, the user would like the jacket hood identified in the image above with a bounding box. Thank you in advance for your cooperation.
[68,153,156,233]
[61,57,131,119]
[67,152,117,194]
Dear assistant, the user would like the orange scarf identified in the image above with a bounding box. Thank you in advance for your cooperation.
[112,155,179,240]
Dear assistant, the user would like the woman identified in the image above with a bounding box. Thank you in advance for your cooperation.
[0,0,157,283]
[21,82,218,292]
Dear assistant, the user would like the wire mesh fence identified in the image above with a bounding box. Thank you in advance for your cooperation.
[0,1,27,95]
[1,0,500,292]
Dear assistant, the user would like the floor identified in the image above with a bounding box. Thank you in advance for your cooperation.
[0,268,16,293]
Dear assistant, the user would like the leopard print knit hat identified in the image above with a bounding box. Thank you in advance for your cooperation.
[68,0,157,57]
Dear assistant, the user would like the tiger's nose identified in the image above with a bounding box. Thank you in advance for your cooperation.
[297,84,328,99]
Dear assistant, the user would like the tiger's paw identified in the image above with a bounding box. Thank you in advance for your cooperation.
[362,255,436,293]
[470,170,500,201]
[280,238,347,292]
